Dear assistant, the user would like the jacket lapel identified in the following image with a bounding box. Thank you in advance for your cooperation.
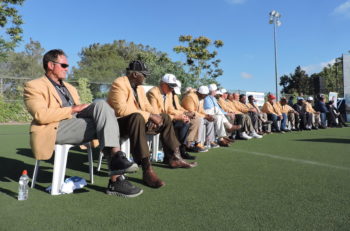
[42,77,63,106]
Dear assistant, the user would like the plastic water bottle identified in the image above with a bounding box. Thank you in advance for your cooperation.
[18,170,29,201]
[157,151,164,162]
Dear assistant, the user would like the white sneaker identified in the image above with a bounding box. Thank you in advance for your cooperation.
[250,132,263,139]
[240,132,252,140]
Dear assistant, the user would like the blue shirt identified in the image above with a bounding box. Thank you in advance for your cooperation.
[203,95,227,114]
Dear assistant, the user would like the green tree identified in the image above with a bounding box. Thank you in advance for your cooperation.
[76,78,93,103]
[173,35,224,86]
[72,40,191,97]
[0,39,44,99]
[280,66,310,95]
[0,0,25,61]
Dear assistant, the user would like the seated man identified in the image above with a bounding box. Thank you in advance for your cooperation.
[277,97,299,131]
[293,97,312,130]
[146,74,197,160]
[24,49,142,198]
[326,100,347,127]
[238,94,263,137]
[107,61,197,189]
[204,84,241,146]
[181,86,218,148]
[247,95,271,134]
[261,94,287,132]
[305,96,321,129]
[172,80,208,155]
[314,94,328,128]
[228,93,262,139]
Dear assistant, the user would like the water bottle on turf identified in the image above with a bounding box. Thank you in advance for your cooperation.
[18,170,29,201]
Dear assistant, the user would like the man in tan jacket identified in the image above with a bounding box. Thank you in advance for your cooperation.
[261,94,287,132]
[172,80,208,155]
[24,49,142,198]
[147,74,196,160]
[227,93,261,139]
[107,61,197,189]
[181,86,217,148]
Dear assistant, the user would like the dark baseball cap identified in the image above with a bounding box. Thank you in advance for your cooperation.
[126,60,150,76]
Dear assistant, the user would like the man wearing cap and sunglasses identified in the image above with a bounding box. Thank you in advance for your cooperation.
[108,61,197,189]
[24,49,142,198]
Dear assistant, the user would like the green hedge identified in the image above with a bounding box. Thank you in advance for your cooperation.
[0,98,31,123]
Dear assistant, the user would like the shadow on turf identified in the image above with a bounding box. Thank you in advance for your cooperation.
[296,138,350,144]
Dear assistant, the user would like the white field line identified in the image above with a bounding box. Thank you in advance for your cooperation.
[231,149,350,171]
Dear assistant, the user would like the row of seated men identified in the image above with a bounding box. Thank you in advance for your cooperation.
[24,52,264,199]
[262,94,348,132]
[23,50,346,199]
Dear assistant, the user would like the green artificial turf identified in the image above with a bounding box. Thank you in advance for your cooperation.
[0,125,349,231]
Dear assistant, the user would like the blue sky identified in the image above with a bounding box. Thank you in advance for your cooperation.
[14,0,350,92]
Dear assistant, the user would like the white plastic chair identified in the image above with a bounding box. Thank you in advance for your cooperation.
[147,134,160,161]
[97,138,131,172]
[31,143,94,195]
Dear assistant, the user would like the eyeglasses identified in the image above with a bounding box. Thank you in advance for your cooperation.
[50,60,69,68]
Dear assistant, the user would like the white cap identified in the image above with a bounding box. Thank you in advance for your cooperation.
[297,96,304,101]
[185,87,193,93]
[198,86,209,95]
[307,96,313,101]
[162,74,177,86]
[174,80,181,95]
[208,84,217,91]
[216,90,223,95]
[221,88,227,94]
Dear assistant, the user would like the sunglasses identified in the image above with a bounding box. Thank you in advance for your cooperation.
[51,60,69,68]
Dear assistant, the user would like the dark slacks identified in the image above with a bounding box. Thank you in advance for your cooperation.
[118,113,180,164]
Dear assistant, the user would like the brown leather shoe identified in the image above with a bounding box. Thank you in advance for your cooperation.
[218,138,229,147]
[223,136,235,143]
[226,124,242,133]
[141,158,165,188]
[168,147,197,168]
[143,168,165,188]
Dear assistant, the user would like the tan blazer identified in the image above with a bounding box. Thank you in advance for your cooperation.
[23,76,80,160]
[173,94,187,112]
[305,102,316,113]
[276,102,294,114]
[107,76,155,122]
[181,92,206,118]
[226,100,243,114]
[261,101,282,115]
[146,86,183,119]
[217,97,232,112]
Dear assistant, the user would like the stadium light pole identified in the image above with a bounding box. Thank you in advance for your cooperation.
[269,10,282,99]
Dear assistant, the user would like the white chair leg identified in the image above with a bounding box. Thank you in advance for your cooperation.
[31,160,40,188]
[121,138,131,160]
[86,143,94,184]
[51,144,72,195]
[152,134,160,161]
[97,152,104,172]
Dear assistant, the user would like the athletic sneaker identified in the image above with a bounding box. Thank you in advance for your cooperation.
[107,151,139,176]
[240,132,252,140]
[195,143,209,152]
[250,132,263,139]
[106,176,143,198]
[210,142,220,148]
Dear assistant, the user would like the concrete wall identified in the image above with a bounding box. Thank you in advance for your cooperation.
[343,54,350,121]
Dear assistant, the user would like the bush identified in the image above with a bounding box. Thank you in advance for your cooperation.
[0,97,31,123]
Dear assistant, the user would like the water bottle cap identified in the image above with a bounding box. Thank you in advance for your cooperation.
[22,170,27,175]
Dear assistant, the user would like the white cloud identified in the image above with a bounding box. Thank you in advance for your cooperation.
[301,59,336,74]
[241,72,253,79]
[226,0,247,5]
[332,1,350,18]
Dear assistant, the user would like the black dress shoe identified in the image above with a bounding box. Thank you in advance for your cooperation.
[181,152,197,160]
[108,151,139,176]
